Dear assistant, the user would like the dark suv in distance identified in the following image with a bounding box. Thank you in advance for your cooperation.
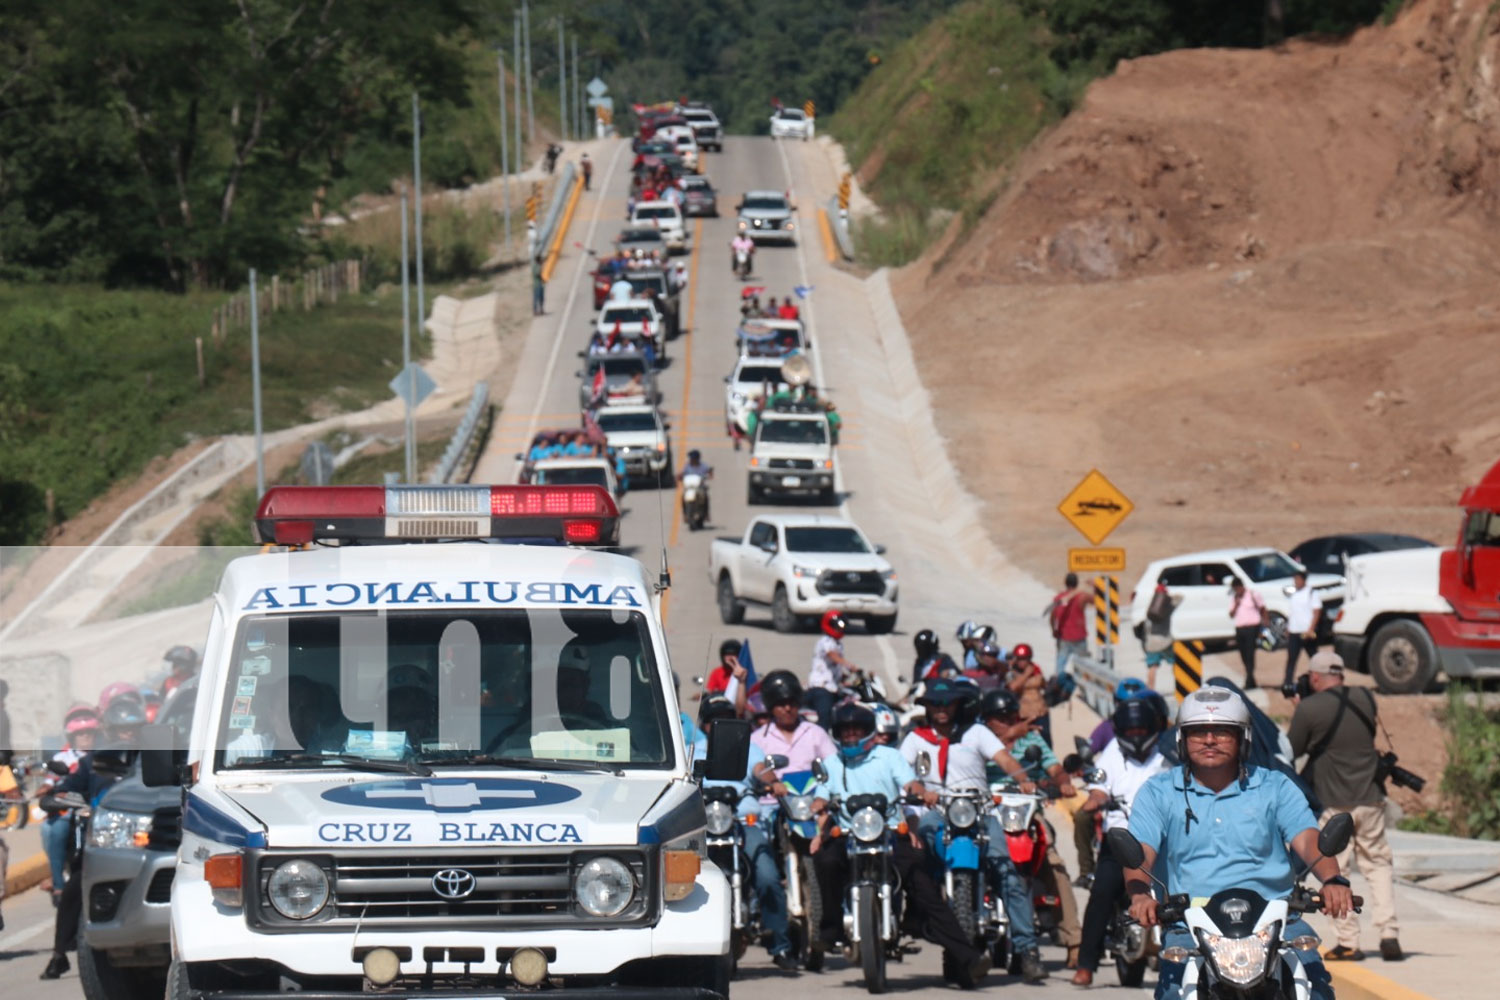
[1289,533,1433,575]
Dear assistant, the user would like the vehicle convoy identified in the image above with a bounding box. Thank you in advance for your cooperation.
[137,483,749,999]
[735,191,796,244]
[723,356,789,434]
[747,409,835,504]
[596,298,667,359]
[530,456,622,498]
[1334,458,1500,692]
[710,515,898,634]
[1127,548,1343,648]
[680,175,719,218]
[677,104,723,152]
[768,107,814,141]
[592,403,673,487]
[77,680,196,1000]
[737,319,808,356]
[579,350,659,409]
[631,200,687,254]
[614,226,668,262]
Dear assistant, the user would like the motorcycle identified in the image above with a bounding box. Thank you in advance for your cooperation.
[1089,781,1160,987]
[915,757,994,978]
[681,473,708,531]
[1,755,45,830]
[774,768,825,970]
[702,784,760,967]
[1106,815,1363,1000]
[733,245,753,279]
[989,772,1062,944]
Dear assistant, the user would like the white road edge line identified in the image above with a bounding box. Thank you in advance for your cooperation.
[511,139,628,481]
[0,916,56,952]
[775,138,901,688]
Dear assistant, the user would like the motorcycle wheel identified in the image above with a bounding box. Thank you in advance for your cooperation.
[950,871,980,945]
[858,895,886,994]
[991,933,1014,975]
[1115,954,1148,988]
[801,856,825,971]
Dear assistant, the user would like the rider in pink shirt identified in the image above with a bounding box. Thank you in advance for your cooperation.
[750,671,835,802]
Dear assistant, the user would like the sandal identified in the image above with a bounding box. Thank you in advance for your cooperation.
[1324,945,1365,961]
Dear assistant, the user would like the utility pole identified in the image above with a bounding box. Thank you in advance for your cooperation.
[400,192,414,484]
[572,34,581,144]
[523,1,535,143]
[498,49,511,246]
[412,92,425,349]
[558,20,567,142]
[513,12,523,171]
[250,268,264,498]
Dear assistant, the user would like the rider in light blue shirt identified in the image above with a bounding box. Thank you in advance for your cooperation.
[1125,689,1354,1000]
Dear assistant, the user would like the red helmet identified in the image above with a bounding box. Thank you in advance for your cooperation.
[64,703,101,736]
[820,611,847,639]
[1012,643,1034,661]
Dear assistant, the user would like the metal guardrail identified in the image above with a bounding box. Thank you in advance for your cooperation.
[826,195,855,260]
[429,381,491,484]
[1072,653,1124,721]
[534,163,577,261]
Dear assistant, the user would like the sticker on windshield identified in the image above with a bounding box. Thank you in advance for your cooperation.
[236,676,258,697]
[343,730,409,760]
[531,728,630,762]
[229,714,255,730]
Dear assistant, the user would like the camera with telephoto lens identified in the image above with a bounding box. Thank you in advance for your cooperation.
[1376,751,1425,793]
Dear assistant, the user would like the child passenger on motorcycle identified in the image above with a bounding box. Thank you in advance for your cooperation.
[810,703,992,988]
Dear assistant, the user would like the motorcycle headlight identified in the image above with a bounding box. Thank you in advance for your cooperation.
[575,856,635,917]
[705,800,735,836]
[88,808,154,850]
[784,795,813,822]
[850,806,885,843]
[998,803,1030,833]
[1199,924,1277,986]
[266,859,330,920]
[945,797,979,830]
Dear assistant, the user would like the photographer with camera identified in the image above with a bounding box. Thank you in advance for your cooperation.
[1288,651,1405,962]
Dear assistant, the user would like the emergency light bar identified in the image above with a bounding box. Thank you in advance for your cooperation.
[253,485,620,547]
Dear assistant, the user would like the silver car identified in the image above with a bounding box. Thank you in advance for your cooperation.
[736,190,796,244]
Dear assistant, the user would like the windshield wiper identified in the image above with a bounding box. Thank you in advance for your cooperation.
[222,753,432,777]
[416,753,624,776]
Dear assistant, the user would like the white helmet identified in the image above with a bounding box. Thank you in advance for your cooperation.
[1176,687,1252,751]
[955,620,980,641]
[871,703,899,741]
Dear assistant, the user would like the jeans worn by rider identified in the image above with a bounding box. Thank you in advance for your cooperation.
[811,745,984,968]
[695,739,791,958]
[1129,765,1334,1000]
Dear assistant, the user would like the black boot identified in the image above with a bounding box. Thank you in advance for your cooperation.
[40,952,70,980]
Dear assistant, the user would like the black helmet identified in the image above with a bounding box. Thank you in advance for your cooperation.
[1112,696,1168,762]
[699,694,737,727]
[103,700,146,729]
[913,629,940,659]
[830,702,876,738]
[718,639,743,660]
[979,688,1022,721]
[689,449,702,462]
[917,677,974,707]
[164,645,199,672]
[759,670,803,709]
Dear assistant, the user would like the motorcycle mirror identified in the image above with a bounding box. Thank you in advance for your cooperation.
[1106,828,1147,870]
[691,675,705,685]
[1084,768,1107,785]
[1318,811,1354,858]
[765,754,789,770]
[1074,735,1093,759]
[811,759,828,784]
[47,759,70,777]
[914,751,931,777]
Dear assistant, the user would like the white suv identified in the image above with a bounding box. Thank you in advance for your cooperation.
[748,409,834,504]
[630,200,687,253]
[1127,547,1344,646]
[769,107,814,140]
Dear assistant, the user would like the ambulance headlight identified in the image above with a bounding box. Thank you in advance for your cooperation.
[266,859,330,920]
[851,806,885,843]
[574,856,635,917]
[705,800,736,836]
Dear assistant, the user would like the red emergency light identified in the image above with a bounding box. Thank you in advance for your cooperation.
[253,485,619,547]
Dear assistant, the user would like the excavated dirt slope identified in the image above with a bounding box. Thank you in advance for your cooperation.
[895,0,1500,591]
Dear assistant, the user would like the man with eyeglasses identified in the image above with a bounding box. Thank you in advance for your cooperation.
[1120,688,1354,1000]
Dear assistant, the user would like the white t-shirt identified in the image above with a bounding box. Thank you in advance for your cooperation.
[899,730,988,793]
[1085,738,1172,832]
[960,723,1006,762]
[609,279,634,301]
[808,635,842,692]
[1287,586,1323,634]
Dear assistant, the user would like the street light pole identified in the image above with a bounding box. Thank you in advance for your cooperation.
[400,192,414,484]
[249,268,264,498]
[412,92,424,352]
[523,1,535,143]
[498,49,511,245]
[557,20,566,143]
[573,34,581,144]
[514,12,523,171]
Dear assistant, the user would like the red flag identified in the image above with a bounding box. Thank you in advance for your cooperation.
[591,365,605,402]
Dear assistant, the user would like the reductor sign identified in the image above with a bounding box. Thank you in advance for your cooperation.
[1058,469,1133,545]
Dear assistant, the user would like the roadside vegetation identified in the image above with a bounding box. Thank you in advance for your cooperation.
[830,0,1402,267]
[1400,687,1500,841]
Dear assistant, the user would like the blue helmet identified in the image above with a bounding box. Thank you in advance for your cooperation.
[1114,677,1150,701]
[831,703,877,762]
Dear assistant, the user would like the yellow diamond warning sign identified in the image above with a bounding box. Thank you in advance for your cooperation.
[1058,469,1133,546]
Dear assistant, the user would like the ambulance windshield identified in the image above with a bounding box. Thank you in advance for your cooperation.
[215,608,673,771]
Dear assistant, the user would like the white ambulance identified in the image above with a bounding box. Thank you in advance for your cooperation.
[142,483,746,999]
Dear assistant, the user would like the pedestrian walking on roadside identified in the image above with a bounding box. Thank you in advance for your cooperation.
[531,257,545,316]
[580,152,593,191]
[1048,572,1090,681]
[1141,577,1180,690]
[1228,577,1268,687]
[0,678,12,932]
[1283,570,1323,687]
[1288,651,1403,962]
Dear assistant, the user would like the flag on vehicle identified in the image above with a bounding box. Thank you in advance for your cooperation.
[740,285,766,300]
[739,639,764,714]
[590,365,605,403]
[793,285,813,299]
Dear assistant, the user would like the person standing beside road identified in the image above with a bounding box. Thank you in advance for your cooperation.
[1283,571,1323,688]
[0,678,11,932]
[1048,572,1090,682]
[531,256,546,316]
[1141,577,1181,690]
[1288,651,1403,962]
[580,152,592,191]
[1228,577,1269,687]
[806,612,854,728]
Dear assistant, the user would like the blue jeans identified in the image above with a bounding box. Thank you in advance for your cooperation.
[42,814,71,889]
[804,688,836,730]
[918,812,1038,955]
[1155,921,1331,999]
[743,823,790,956]
[1057,640,1086,679]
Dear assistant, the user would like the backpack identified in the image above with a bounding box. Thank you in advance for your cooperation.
[1146,586,1173,624]
[1044,671,1077,707]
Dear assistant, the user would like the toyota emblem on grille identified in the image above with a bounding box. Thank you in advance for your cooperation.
[846,572,859,581]
[432,868,477,900]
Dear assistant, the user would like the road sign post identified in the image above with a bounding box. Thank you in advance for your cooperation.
[803,99,815,118]
[1061,470,1132,664]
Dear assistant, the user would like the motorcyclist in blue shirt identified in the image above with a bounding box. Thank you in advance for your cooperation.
[1123,688,1354,1000]
[811,703,991,989]
[696,696,798,971]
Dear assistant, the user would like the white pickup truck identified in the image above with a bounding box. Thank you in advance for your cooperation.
[708,514,898,634]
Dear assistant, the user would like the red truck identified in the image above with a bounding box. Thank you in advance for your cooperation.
[1334,458,1500,692]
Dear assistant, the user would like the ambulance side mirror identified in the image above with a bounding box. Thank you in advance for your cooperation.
[139,723,186,788]
[702,718,751,782]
